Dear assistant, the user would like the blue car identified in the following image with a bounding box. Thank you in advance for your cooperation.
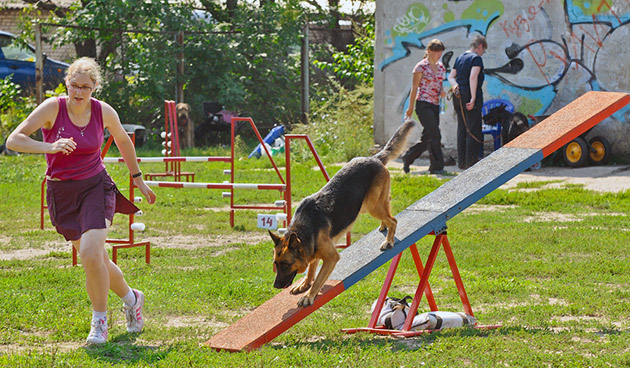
[0,30,69,93]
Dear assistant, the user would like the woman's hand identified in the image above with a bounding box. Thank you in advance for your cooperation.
[465,98,476,111]
[51,137,77,155]
[133,178,156,204]
[451,84,460,98]
[405,106,414,119]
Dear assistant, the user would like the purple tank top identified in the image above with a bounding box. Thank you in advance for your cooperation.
[42,97,106,180]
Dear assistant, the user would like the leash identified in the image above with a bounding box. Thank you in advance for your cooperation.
[448,89,500,145]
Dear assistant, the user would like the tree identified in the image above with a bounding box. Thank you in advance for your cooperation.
[15,0,374,135]
[314,21,374,87]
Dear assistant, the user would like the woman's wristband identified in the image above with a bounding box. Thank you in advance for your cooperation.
[131,171,142,179]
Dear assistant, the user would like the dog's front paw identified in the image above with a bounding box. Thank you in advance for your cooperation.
[297,294,315,307]
[379,240,393,251]
[290,279,311,294]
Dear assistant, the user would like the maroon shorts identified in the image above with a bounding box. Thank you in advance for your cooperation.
[46,169,139,241]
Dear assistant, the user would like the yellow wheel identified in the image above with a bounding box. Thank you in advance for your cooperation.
[587,136,611,165]
[562,137,587,167]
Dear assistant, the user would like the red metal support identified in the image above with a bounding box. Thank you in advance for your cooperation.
[343,231,499,337]
[343,243,437,335]
[228,117,286,227]
[442,234,473,316]
[401,233,446,331]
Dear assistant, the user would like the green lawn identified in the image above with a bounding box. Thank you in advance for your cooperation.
[1,149,629,367]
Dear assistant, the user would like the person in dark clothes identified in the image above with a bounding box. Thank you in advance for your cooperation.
[447,35,487,170]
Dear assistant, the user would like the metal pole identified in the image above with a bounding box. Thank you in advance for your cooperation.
[35,22,44,105]
[176,31,184,103]
[301,22,309,123]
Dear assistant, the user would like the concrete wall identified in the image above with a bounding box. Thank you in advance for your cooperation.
[374,0,630,155]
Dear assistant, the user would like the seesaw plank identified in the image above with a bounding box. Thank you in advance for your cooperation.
[505,91,630,156]
[206,280,344,352]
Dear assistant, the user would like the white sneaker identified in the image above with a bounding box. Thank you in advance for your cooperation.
[86,318,108,345]
[123,289,145,333]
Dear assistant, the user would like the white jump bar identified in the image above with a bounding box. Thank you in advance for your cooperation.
[103,156,230,163]
[144,181,285,190]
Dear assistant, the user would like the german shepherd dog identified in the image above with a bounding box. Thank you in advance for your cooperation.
[268,119,415,307]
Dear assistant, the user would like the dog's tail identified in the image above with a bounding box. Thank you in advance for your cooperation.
[373,118,416,165]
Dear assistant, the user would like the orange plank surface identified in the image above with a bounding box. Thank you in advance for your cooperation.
[206,280,344,352]
[505,91,630,157]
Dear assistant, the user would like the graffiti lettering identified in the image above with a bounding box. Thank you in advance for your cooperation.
[525,43,551,85]
[499,1,547,38]
[578,15,608,48]
[392,5,430,36]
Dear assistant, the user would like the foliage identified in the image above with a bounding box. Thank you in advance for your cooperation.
[0,80,72,143]
[17,1,307,132]
[291,82,374,162]
[0,76,21,114]
[0,77,33,142]
[314,22,375,87]
[14,0,379,141]
[223,3,305,124]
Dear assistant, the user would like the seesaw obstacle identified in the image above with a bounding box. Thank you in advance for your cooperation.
[206,91,630,351]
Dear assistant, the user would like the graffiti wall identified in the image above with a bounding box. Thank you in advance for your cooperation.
[374,0,630,155]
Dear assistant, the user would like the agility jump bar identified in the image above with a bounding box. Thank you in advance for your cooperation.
[103,156,231,163]
[143,181,285,190]
[206,91,630,352]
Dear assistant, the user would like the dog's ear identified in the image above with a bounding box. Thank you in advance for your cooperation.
[287,232,302,250]
[268,230,282,246]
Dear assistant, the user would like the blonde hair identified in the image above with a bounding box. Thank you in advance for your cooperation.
[65,57,102,90]
[423,39,445,59]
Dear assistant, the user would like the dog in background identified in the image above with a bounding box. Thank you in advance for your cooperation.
[505,112,530,144]
[482,105,530,145]
[176,102,194,149]
[268,119,416,307]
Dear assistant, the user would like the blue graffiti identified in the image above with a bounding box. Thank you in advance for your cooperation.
[383,1,630,121]
[380,13,500,71]
[565,0,630,29]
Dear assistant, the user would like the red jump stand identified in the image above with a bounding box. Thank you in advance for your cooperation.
[342,229,501,337]
[145,100,195,182]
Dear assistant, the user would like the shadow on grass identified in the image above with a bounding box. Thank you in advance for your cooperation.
[82,333,172,365]
[268,325,601,352]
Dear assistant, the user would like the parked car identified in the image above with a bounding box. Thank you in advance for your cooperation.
[0,30,68,93]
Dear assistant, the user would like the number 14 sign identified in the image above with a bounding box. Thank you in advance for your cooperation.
[257,214,278,230]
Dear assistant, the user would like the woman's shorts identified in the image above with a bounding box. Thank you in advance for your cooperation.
[46,169,138,241]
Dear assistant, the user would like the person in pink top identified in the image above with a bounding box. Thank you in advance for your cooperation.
[401,39,447,175]
[7,57,156,345]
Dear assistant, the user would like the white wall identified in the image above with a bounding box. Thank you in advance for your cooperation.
[374,0,630,155]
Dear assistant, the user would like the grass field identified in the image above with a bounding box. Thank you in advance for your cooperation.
[1,147,630,367]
